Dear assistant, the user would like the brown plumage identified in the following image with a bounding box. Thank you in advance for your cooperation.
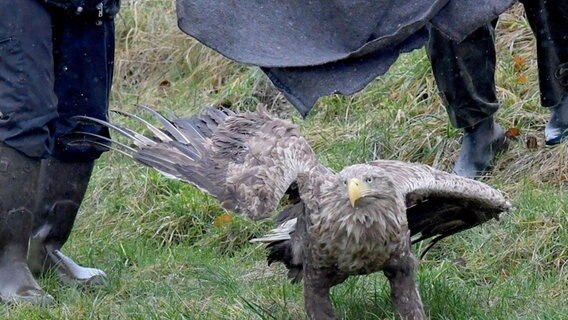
[79,106,511,320]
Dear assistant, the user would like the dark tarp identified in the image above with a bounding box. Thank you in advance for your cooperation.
[176,0,516,117]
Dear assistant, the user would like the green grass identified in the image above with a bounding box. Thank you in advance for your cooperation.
[4,2,568,319]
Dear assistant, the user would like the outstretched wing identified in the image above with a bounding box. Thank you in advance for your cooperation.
[370,160,511,255]
[82,106,322,220]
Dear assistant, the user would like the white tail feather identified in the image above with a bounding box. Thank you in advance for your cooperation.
[250,218,298,243]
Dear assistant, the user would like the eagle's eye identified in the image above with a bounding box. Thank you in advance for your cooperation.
[343,180,347,185]
[365,177,373,183]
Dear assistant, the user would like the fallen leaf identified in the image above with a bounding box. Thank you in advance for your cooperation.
[159,79,171,87]
[214,212,232,227]
[516,74,527,84]
[513,55,526,70]
[505,127,521,138]
[525,135,538,149]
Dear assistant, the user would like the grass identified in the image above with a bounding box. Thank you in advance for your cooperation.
[4,2,568,319]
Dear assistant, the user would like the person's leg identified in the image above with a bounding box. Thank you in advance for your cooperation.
[427,23,507,179]
[521,0,568,145]
[0,145,52,303]
[0,0,58,303]
[28,11,116,284]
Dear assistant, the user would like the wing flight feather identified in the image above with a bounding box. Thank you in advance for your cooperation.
[370,160,511,256]
[91,106,321,220]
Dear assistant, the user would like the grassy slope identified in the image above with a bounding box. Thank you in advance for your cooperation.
[4,2,568,319]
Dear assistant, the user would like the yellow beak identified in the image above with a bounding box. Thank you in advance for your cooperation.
[348,178,368,207]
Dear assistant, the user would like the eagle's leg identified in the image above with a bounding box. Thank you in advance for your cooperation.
[303,265,345,320]
[383,249,426,320]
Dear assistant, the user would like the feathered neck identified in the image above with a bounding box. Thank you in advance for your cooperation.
[308,179,408,273]
[318,188,406,244]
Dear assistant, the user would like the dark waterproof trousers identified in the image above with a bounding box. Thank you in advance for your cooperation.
[427,0,568,129]
[0,0,116,161]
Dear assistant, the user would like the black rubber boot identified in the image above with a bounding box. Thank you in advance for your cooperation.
[0,144,53,304]
[454,117,508,179]
[545,96,568,146]
[522,0,568,145]
[28,158,106,285]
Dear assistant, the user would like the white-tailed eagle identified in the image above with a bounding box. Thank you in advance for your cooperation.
[79,106,511,320]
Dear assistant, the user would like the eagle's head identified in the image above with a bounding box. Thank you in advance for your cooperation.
[338,164,399,208]
[316,164,407,272]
